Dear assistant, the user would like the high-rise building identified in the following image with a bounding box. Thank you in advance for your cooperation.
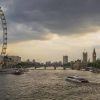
[93,48,96,63]
[63,56,68,65]
[83,52,88,67]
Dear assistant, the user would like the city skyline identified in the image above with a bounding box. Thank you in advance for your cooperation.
[1,0,100,62]
[24,48,97,63]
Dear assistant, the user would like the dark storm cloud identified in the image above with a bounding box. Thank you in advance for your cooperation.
[2,0,100,42]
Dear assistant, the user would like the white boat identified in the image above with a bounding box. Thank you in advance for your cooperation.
[13,69,24,75]
[66,75,89,83]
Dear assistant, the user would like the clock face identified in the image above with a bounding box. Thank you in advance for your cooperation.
[93,54,96,57]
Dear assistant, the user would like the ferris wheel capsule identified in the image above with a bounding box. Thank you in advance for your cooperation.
[0,7,7,57]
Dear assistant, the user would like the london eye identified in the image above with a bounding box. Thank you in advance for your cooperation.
[0,7,7,57]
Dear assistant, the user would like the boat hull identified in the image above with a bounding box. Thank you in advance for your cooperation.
[66,76,89,83]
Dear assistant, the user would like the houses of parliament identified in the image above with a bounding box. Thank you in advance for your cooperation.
[71,48,97,70]
[83,48,96,66]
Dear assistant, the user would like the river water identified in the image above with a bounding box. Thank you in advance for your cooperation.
[0,68,100,100]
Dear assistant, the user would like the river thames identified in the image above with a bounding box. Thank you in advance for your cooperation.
[0,68,100,100]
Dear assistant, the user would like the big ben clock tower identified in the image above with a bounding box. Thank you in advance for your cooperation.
[92,48,96,63]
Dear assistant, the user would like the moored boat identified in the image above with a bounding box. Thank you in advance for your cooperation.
[13,69,24,75]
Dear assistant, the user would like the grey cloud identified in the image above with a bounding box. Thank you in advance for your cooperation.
[8,22,49,43]
[1,0,100,42]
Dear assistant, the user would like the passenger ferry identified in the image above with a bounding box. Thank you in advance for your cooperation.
[66,75,89,83]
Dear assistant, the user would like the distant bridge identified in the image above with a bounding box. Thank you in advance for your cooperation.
[29,66,69,70]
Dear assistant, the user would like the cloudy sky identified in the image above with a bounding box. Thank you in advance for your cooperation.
[0,0,100,62]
